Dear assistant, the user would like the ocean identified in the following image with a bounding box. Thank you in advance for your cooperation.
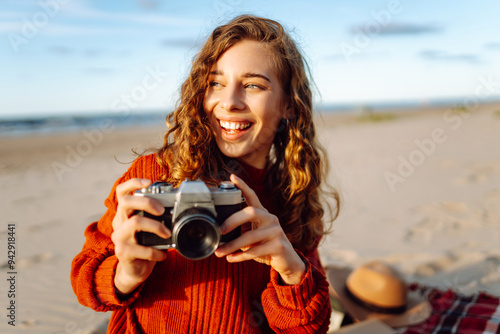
[0,111,168,137]
[2,97,497,137]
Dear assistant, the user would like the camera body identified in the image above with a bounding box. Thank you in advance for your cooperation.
[134,180,244,260]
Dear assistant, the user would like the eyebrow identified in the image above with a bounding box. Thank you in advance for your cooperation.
[210,70,271,83]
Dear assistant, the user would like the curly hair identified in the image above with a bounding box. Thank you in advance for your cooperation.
[156,15,339,253]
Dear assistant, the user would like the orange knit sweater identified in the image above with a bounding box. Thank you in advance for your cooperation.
[71,154,331,333]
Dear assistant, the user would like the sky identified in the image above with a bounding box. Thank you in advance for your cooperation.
[1,0,500,118]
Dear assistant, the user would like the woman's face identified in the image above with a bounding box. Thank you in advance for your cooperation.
[203,39,289,169]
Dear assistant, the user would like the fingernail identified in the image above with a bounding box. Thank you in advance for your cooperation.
[215,248,224,257]
[141,179,151,185]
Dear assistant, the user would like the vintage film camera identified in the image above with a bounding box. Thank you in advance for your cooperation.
[134,180,244,260]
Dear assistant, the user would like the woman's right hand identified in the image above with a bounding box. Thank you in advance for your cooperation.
[111,178,171,296]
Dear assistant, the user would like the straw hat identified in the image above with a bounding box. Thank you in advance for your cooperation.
[326,261,431,328]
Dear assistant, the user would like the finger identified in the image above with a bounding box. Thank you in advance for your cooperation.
[119,195,165,217]
[122,243,167,262]
[230,174,264,209]
[124,215,171,239]
[216,224,282,257]
[220,206,269,234]
[116,178,152,200]
[225,242,274,263]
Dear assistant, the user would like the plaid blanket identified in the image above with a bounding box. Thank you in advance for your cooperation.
[403,284,500,334]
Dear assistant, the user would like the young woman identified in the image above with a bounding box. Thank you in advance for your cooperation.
[71,15,339,333]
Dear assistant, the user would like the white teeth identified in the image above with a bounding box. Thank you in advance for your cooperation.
[219,120,251,131]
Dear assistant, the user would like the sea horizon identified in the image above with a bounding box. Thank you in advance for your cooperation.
[2,96,499,137]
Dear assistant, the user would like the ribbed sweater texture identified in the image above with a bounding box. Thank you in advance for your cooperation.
[71,154,331,333]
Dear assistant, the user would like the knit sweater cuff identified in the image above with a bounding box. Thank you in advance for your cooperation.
[93,255,143,308]
[269,255,315,310]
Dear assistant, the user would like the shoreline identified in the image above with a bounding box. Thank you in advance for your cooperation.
[2,100,499,138]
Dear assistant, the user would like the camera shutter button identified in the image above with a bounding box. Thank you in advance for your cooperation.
[220,181,235,190]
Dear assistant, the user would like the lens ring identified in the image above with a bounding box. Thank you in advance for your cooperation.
[172,212,220,260]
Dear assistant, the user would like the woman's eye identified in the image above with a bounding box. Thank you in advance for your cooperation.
[245,84,263,90]
[209,81,222,87]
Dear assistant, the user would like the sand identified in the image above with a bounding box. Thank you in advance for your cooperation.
[318,103,500,296]
[1,103,499,333]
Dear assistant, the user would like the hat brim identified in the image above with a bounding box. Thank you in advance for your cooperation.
[326,265,431,328]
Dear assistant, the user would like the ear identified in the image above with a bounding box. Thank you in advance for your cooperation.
[281,99,293,120]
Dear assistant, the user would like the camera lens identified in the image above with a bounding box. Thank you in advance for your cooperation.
[173,210,220,260]
[185,223,207,245]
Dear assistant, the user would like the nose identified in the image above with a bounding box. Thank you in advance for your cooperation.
[220,84,245,112]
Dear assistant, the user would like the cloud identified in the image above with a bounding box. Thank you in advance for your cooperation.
[0,15,137,35]
[350,22,442,36]
[160,37,200,49]
[47,46,126,58]
[419,50,482,64]
[137,0,160,10]
[65,2,202,27]
[484,42,500,50]
[47,24,145,36]
[1,20,140,36]
[83,48,105,57]
[0,1,201,35]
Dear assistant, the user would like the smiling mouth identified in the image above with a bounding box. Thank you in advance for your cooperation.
[218,120,253,134]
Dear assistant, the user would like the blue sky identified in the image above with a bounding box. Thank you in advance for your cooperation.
[1,0,500,118]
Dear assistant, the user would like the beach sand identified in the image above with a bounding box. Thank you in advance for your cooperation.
[1,103,499,333]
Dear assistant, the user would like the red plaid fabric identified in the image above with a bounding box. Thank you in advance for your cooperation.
[403,284,500,334]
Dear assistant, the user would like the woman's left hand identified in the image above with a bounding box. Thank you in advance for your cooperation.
[215,174,306,285]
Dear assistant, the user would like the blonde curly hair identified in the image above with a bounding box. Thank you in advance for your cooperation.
[156,15,339,253]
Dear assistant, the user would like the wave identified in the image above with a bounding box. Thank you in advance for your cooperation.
[0,111,167,137]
